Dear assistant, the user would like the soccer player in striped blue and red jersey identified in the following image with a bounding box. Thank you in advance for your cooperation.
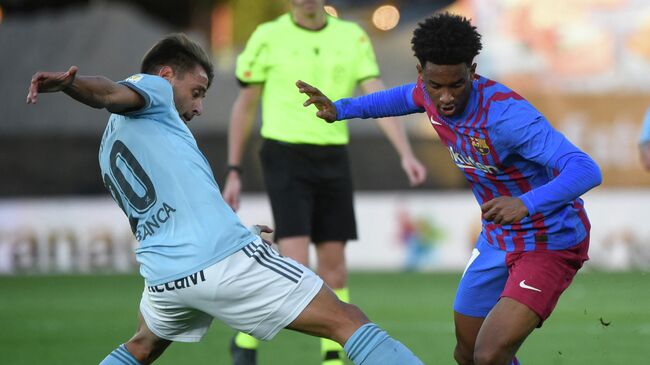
[297,12,602,365]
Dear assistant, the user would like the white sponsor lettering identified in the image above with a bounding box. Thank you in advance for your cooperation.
[448,146,499,174]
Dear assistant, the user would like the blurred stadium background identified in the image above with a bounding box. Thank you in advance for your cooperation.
[0,0,649,364]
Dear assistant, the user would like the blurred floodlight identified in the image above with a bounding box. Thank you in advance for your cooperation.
[324,5,338,18]
[0,6,4,25]
[372,5,400,31]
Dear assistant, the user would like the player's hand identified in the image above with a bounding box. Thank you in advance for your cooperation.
[401,154,427,186]
[27,66,78,104]
[481,196,529,225]
[296,80,337,123]
[222,171,242,211]
[250,224,274,246]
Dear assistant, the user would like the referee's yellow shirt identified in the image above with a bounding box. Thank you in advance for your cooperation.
[236,14,380,145]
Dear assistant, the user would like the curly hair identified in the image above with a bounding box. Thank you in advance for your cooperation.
[141,33,214,87]
[411,12,482,66]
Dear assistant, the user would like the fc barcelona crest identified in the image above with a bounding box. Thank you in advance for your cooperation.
[470,137,490,155]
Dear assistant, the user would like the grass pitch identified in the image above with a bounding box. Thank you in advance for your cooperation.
[1,271,648,364]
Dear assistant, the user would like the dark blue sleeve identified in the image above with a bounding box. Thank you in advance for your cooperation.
[333,83,424,120]
[518,138,602,216]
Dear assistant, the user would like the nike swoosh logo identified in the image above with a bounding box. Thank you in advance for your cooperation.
[429,116,443,126]
[519,280,542,292]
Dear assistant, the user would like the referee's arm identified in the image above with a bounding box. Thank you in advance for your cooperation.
[223,83,262,211]
[359,78,426,186]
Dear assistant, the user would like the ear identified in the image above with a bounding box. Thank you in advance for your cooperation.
[469,63,477,77]
[158,66,175,82]
[416,63,423,77]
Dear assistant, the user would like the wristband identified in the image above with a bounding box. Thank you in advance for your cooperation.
[225,165,242,175]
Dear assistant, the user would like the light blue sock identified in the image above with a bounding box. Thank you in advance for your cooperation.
[343,323,423,365]
[99,344,142,365]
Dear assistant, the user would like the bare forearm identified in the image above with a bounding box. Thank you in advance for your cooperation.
[63,75,122,109]
[228,88,261,165]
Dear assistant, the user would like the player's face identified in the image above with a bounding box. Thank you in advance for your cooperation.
[291,0,326,17]
[418,61,476,118]
[170,65,209,123]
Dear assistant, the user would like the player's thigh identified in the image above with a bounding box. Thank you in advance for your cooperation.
[286,284,368,344]
[140,280,214,343]
[259,139,314,240]
[474,297,539,363]
[191,238,324,341]
[454,238,509,319]
[501,236,589,325]
[454,311,484,353]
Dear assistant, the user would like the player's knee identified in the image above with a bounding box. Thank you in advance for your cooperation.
[123,340,154,364]
[318,269,346,289]
[125,332,169,364]
[345,303,369,324]
[330,303,369,342]
[453,344,474,365]
[473,345,502,365]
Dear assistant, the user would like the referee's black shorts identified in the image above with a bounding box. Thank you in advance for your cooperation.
[259,138,357,243]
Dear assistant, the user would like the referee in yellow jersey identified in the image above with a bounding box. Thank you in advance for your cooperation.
[222,1,426,364]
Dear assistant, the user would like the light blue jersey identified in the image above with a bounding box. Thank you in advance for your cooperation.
[98,74,256,286]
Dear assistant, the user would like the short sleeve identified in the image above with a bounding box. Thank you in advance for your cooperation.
[496,101,566,167]
[235,25,270,84]
[352,26,380,82]
[118,74,173,118]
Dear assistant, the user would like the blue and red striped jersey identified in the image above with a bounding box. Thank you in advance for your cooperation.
[411,75,590,251]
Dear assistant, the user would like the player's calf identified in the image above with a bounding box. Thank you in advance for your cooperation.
[288,287,424,364]
[100,312,171,365]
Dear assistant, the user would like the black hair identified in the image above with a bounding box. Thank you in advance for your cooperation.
[411,12,482,66]
[140,33,214,87]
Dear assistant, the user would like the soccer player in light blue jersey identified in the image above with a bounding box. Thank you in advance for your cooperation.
[297,13,602,365]
[27,34,424,365]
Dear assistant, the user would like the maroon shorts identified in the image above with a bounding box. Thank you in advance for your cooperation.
[501,235,590,323]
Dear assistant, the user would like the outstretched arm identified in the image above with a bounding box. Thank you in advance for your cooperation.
[27,66,144,114]
[360,78,426,186]
[296,80,423,122]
